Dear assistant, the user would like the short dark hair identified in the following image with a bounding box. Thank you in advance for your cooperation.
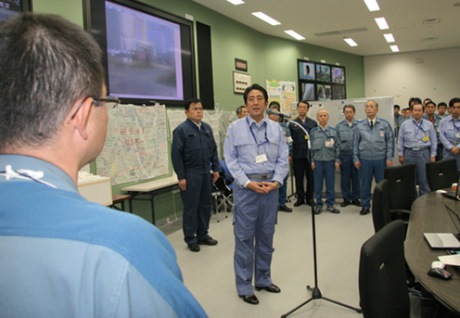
[184,98,202,110]
[393,104,400,110]
[0,13,104,151]
[343,104,355,113]
[243,84,268,104]
[438,102,447,109]
[297,100,310,108]
[425,101,436,108]
[268,101,280,111]
[449,97,460,107]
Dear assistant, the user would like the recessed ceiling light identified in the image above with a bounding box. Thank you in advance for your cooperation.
[344,38,358,47]
[251,12,281,26]
[284,30,305,40]
[375,17,389,30]
[390,45,399,52]
[364,0,380,11]
[383,33,395,43]
[227,0,244,5]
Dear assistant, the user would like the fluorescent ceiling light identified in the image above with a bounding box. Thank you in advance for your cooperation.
[364,0,380,11]
[384,33,395,43]
[390,45,399,52]
[344,38,358,47]
[375,17,389,30]
[284,30,305,40]
[227,0,244,5]
[251,12,281,26]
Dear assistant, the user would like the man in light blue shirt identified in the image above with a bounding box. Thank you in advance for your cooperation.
[398,103,437,195]
[0,14,205,318]
[353,100,394,215]
[224,84,289,306]
[439,97,460,170]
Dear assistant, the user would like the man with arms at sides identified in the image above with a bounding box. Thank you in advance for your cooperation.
[335,105,361,208]
[353,100,394,215]
[423,100,442,161]
[289,100,318,207]
[310,109,341,214]
[267,101,293,213]
[224,84,289,305]
[0,14,205,317]
[398,103,437,196]
[439,97,460,171]
[437,102,448,119]
[171,98,219,252]
[236,105,248,119]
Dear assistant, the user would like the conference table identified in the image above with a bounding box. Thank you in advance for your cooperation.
[405,191,460,314]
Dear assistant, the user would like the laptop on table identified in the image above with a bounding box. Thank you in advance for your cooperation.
[424,204,460,249]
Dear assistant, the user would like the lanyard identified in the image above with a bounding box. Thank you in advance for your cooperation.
[413,120,425,138]
[247,118,268,154]
[320,127,331,139]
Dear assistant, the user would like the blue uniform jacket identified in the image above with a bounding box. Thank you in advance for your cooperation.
[353,117,394,162]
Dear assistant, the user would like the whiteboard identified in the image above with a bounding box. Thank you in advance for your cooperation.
[291,96,395,127]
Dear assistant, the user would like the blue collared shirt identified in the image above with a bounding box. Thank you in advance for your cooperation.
[439,115,460,150]
[397,118,437,157]
[224,116,289,187]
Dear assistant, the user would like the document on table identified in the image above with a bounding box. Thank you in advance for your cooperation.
[438,255,460,266]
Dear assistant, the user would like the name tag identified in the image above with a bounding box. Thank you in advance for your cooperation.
[423,136,429,142]
[380,130,385,138]
[325,138,334,148]
[255,154,268,163]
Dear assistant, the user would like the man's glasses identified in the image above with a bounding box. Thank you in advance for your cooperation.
[70,96,120,119]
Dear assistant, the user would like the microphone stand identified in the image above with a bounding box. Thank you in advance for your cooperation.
[280,118,362,317]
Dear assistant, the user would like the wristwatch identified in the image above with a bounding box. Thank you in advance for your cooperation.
[272,181,281,188]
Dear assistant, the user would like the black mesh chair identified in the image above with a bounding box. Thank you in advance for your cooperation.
[425,159,458,191]
[359,220,409,318]
[371,180,392,233]
[384,164,417,220]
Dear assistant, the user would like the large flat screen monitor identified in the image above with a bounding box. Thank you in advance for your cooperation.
[0,0,32,24]
[84,0,196,106]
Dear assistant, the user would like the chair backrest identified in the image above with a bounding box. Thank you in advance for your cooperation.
[425,159,458,191]
[371,179,392,233]
[384,164,417,211]
[218,160,234,185]
[359,220,409,318]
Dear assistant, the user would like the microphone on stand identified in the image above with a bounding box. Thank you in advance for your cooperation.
[266,109,292,120]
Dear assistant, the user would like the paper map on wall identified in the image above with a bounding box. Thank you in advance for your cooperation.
[96,104,169,184]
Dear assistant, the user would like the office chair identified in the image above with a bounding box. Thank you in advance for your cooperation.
[211,175,232,222]
[384,164,417,221]
[359,220,410,318]
[372,179,410,233]
[425,159,458,191]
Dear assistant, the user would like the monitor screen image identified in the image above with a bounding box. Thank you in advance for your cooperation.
[315,64,331,83]
[300,82,315,101]
[0,0,32,24]
[298,61,316,81]
[317,84,331,101]
[332,85,346,100]
[332,66,345,84]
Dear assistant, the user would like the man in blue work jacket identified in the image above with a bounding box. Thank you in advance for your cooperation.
[171,98,220,252]
[439,97,460,171]
[335,104,361,207]
[353,100,394,215]
[224,84,289,306]
[398,102,437,196]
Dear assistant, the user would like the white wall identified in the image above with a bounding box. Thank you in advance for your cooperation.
[364,47,460,107]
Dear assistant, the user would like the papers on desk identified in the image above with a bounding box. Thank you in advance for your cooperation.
[438,255,460,267]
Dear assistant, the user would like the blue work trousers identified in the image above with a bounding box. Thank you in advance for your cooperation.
[339,154,360,201]
[404,149,431,196]
[359,159,385,209]
[180,172,212,245]
[233,183,278,296]
[313,160,336,207]
[278,175,288,206]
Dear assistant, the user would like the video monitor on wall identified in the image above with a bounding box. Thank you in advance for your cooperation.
[0,0,32,24]
[332,85,346,100]
[299,82,315,101]
[298,60,316,81]
[332,66,345,84]
[315,63,331,83]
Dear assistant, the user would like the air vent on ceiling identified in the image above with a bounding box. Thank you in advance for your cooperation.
[422,37,439,42]
[454,2,460,7]
[315,27,367,37]
[422,18,440,25]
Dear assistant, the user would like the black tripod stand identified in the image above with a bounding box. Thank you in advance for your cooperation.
[281,119,362,318]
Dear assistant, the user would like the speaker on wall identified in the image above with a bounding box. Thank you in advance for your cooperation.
[196,21,214,109]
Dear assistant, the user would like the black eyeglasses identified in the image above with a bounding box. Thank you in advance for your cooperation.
[70,96,120,119]
[93,97,120,108]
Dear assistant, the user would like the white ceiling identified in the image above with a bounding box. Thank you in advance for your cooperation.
[192,0,460,56]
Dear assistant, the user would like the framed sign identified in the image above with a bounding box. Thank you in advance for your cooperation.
[235,58,248,72]
[233,71,251,94]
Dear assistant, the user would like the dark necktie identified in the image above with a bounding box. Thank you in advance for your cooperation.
[370,121,373,130]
